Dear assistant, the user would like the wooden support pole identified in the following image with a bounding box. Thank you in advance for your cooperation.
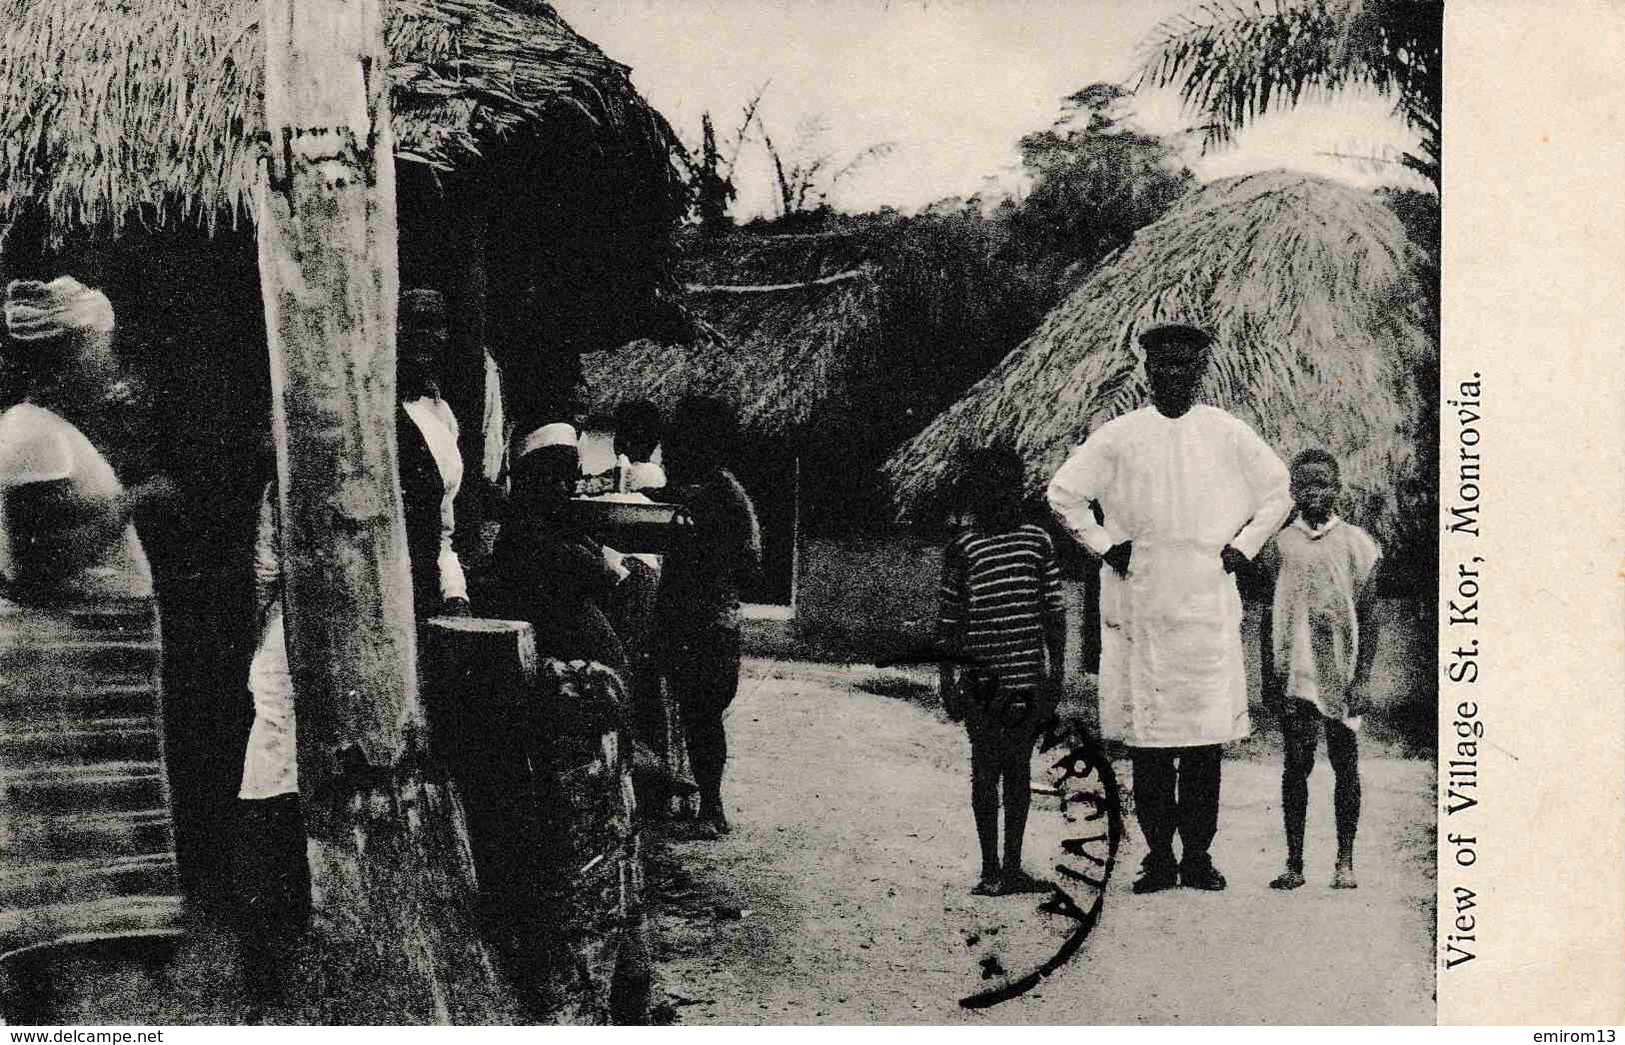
[256,0,513,1022]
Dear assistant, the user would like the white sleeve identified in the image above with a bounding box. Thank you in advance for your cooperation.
[1230,423,1292,560]
[0,420,72,487]
[1352,528,1383,591]
[437,517,467,601]
[252,483,283,615]
[433,398,460,442]
[432,400,467,602]
[1045,434,1123,558]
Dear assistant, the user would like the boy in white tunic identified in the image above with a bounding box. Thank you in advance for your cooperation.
[1046,324,1290,894]
[1259,449,1381,890]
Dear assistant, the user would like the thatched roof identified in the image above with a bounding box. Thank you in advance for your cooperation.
[582,233,883,435]
[582,223,1042,442]
[884,171,1434,542]
[0,0,682,242]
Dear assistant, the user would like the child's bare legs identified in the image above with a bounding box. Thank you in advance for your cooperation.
[969,736,1002,893]
[1000,728,1044,890]
[1326,717,1361,887]
[969,719,1048,895]
[1271,702,1319,890]
[673,630,742,836]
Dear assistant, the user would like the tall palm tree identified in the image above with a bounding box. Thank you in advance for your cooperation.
[1136,0,1441,190]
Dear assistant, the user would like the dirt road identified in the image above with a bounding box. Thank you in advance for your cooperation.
[649,659,1436,1025]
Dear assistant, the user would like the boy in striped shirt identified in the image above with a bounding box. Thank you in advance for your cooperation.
[938,447,1066,896]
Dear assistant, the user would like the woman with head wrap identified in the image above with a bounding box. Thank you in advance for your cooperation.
[0,278,172,598]
[477,423,656,1020]
[0,277,183,962]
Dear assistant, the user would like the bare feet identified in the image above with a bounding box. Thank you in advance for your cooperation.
[1001,869,1052,895]
[1269,869,1306,890]
[667,819,721,841]
[698,802,731,836]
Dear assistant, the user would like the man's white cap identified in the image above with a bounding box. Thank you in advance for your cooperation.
[515,421,578,461]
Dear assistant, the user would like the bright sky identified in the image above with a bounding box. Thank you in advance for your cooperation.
[554,0,1426,219]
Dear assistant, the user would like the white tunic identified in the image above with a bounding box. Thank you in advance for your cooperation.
[240,491,295,799]
[1046,405,1291,747]
[402,395,467,603]
[1264,515,1382,723]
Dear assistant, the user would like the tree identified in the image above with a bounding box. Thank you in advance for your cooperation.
[692,113,736,229]
[758,113,895,222]
[256,0,511,1021]
[674,88,764,232]
[1005,83,1195,305]
[1136,0,1442,189]
[669,84,772,232]
[1379,184,1439,611]
[1142,1,1442,622]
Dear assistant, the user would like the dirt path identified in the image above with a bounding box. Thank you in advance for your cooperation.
[648,659,1436,1025]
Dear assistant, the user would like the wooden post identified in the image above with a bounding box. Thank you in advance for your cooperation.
[418,619,552,989]
[256,0,512,1021]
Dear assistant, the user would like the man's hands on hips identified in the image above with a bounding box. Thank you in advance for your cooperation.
[1107,542,1251,576]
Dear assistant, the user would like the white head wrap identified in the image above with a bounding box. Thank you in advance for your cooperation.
[4,277,115,342]
[514,422,578,461]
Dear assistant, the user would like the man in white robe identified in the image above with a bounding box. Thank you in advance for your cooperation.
[1047,324,1290,893]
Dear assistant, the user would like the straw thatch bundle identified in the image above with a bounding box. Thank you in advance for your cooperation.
[0,0,681,242]
[884,171,1434,544]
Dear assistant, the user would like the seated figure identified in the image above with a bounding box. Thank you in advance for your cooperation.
[484,423,628,675]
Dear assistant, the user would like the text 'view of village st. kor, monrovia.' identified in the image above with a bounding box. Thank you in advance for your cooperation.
[0,0,1454,1027]
[1442,370,1482,973]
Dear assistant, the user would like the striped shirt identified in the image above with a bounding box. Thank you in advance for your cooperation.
[938,523,1065,697]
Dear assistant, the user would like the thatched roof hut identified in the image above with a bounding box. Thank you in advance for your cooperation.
[582,223,1041,533]
[0,0,677,233]
[0,0,687,370]
[0,0,687,910]
[583,233,882,435]
[884,171,1435,546]
[582,221,1040,438]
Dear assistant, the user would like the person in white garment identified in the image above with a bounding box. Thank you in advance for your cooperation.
[1046,323,1290,894]
[1258,449,1381,891]
[611,400,667,497]
[235,289,471,986]
[396,288,470,621]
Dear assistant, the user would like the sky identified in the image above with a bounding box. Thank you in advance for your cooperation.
[554,0,1426,220]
